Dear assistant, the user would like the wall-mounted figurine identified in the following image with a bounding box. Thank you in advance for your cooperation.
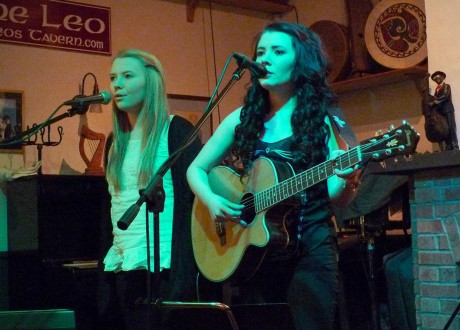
[421,72,449,149]
[430,71,459,150]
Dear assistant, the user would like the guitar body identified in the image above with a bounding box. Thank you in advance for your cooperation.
[191,157,298,282]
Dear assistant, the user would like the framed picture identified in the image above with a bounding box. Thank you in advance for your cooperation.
[0,90,23,152]
[168,94,212,143]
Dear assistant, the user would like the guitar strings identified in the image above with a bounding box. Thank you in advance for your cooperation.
[235,146,362,214]
[234,130,401,218]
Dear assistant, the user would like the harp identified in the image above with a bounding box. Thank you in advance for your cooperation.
[79,124,106,176]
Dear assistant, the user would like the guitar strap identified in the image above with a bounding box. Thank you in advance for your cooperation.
[327,107,359,149]
[330,119,348,151]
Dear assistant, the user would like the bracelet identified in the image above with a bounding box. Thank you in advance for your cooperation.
[344,178,361,192]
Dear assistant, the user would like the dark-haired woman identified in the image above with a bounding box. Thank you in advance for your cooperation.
[187,22,361,330]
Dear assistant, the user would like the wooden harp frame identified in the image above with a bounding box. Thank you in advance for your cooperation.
[79,124,106,175]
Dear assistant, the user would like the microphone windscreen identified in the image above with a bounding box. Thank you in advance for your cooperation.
[100,90,112,105]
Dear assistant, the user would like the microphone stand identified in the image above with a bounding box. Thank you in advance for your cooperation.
[2,103,89,145]
[1,103,89,174]
[141,181,165,330]
[118,65,246,325]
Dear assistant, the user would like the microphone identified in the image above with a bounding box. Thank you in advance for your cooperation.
[64,90,112,106]
[232,52,268,78]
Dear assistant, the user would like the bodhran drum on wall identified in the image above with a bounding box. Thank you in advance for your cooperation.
[310,20,351,83]
[365,0,427,69]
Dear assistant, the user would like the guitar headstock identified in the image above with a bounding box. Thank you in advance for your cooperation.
[360,121,420,163]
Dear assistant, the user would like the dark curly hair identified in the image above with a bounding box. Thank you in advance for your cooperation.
[232,22,334,174]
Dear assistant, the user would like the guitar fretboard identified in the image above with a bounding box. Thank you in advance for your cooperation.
[255,146,362,212]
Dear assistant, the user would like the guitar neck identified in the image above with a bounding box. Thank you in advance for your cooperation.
[255,146,362,212]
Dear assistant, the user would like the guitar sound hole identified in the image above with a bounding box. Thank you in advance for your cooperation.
[241,193,256,225]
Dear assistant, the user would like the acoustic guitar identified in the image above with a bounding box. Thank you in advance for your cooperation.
[192,123,419,282]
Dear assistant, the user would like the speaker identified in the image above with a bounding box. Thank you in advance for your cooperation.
[162,302,295,330]
[232,303,295,330]
[162,302,238,330]
[384,248,416,330]
[0,309,75,329]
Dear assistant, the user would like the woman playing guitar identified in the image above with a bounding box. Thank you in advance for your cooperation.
[187,22,362,330]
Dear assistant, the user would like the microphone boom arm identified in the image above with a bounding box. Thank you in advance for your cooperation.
[116,65,246,230]
[1,102,89,147]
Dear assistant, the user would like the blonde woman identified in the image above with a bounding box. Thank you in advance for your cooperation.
[99,49,201,330]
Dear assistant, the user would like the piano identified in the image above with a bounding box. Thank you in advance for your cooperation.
[6,174,110,328]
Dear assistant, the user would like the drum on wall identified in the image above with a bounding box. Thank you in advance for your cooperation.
[345,0,383,73]
[310,20,351,83]
[365,0,427,69]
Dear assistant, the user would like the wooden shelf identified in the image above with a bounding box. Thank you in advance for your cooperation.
[185,0,293,22]
[210,0,293,13]
[331,66,428,95]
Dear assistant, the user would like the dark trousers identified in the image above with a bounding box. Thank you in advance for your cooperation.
[235,234,339,330]
[98,269,171,330]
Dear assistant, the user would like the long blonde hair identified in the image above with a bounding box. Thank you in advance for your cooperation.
[106,49,170,192]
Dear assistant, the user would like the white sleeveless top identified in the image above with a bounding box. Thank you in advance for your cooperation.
[104,118,174,272]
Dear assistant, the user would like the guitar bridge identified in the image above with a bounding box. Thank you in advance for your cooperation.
[216,221,226,246]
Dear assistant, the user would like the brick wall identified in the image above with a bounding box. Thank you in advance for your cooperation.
[412,174,460,329]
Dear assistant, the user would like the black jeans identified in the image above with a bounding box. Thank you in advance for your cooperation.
[98,269,171,330]
[236,232,339,330]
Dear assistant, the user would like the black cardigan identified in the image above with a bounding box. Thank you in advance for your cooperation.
[167,115,202,300]
[101,115,202,301]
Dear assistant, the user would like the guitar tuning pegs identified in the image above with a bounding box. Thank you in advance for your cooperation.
[375,129,383,136]
[389,124,395,131]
